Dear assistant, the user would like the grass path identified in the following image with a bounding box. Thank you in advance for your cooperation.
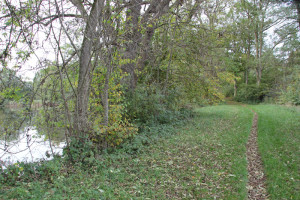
[251,105,300,200]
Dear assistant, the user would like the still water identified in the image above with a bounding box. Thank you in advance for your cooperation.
[0,109,65,167]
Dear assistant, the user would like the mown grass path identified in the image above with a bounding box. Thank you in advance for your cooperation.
[251,105,300,200]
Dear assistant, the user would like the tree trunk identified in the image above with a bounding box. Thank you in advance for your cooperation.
[122,0,172,89]
[75,0,103,136]
[245,69,248,85]
[234,79,237,97]
[253,0,267,87]
[256,68,261,86]
[122,0,142,90]
[245,35,251,85]
[255,30,261,86]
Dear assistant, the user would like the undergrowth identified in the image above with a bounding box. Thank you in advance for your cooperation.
[0,108,193,199]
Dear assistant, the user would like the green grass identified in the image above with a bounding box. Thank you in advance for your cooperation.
[251,105,300,200]
[1,104,298,199]
[0,105,253,199]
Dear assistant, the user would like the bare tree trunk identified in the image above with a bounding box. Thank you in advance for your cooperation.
[255,23,263,86]
[245,69,248,85]
[234,79,237,97]
[255,29,261,86]
[254,0,268,86]
[258,6,264,86]
[122,0,142,90]
[75,0,104,136]
[245,36,251,85]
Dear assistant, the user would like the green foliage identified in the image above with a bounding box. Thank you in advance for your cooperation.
[120,108,193,155]
[0,87,22,101]
[90,67,138,148]
[63,137,97,167]
[234,84,268,103]
[279,83,300,105]
[0,158,63,186]
[223,84,234,97]
[0,163,25,185]
[125,84,181,124]
[0,109,25,141]
[95,120,138,147]
[0,68,32,107]
[278,64,300,105]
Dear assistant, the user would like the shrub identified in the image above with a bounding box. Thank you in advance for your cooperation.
[279,84,300,105]
[95,120,138,147]
[278,68,300,105]
[124,84,181,124]
[0,158,63,185]
[234,84,268,103]
[63,136,97,166]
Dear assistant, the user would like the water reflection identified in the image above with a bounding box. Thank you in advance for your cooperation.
[0,109,65,167]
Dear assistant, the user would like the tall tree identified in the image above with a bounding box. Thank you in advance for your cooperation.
[0,0,197,147]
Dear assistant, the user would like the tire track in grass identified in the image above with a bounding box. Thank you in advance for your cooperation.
[246,111,269,199]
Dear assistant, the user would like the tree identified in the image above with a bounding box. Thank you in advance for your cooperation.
[0,0,199,152]
[274,0,300,30]
[2,0,298,160]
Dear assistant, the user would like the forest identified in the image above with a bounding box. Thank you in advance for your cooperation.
[0,0,299,199]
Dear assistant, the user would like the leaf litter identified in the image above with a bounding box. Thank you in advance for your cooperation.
[246,111,269,200]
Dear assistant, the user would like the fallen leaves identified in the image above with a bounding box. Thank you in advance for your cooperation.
[246,112,269,200]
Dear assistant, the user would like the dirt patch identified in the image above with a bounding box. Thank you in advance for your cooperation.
[246,112,269,199]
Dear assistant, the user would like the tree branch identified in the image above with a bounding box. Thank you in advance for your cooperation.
[69,0,88,22]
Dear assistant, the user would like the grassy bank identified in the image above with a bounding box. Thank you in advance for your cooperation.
[1,104,298,199]
[252,105,300,200]
[0,105,253,199]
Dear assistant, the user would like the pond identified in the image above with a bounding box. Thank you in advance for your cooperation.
[0,109,65,168]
